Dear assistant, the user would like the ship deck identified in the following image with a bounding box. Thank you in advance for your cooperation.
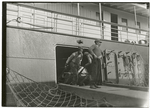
[59,83,149,107]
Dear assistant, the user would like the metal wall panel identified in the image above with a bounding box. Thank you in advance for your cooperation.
[54,34,80,46]
[7,27,149,83]
[7,58,56,82]
[7,28,55,59]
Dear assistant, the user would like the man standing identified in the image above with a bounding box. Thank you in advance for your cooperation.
[89,39,103,86]
[65,46,83,85]
[84,52,100,89]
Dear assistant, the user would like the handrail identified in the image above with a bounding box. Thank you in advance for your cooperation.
[8,3,149,32]
[7,3,149,45]
[8,13,148,37]
[7,16,148,39]
[7,25,149,47]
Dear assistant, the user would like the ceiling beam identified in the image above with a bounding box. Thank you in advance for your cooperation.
[116,3,131,8]
[101,3,148,17]
[135,9,148,14]
[139,11,148,14]
[122,7,148,17]
[108,3,123,6]
[131,3,147,9]
[135,7,145,11]
[141,13,149,16]
[137,11,149,17]
[123,6,134,11]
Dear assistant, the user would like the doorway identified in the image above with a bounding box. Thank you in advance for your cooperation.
[111,13,118,41]
[56,45,88,83]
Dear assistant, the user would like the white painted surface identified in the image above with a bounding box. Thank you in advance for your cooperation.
[7,58,55,82]
[7,27,149,83]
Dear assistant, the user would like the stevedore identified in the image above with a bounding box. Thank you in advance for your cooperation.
[65,46,83,85]
[89,39,103,86]
[84,51,101,89]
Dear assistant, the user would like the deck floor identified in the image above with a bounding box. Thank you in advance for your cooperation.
[59,83,149,107]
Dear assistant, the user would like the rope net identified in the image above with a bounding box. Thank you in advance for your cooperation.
[6,68,113,107]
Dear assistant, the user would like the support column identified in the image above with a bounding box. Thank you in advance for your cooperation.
[77,3,80,16]
[77,3,80,35]
[134,6,138,42]
[99,3,105,82]
[99,3,103,39]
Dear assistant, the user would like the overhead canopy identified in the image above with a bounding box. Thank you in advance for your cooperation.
[101,3,149,17]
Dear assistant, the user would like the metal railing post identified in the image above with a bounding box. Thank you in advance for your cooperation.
[134,6,138,43]
[77,3,80,36]
[99,3,103,39]
[7,3,149,45]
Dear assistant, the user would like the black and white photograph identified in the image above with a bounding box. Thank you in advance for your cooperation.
[2,2,149,107]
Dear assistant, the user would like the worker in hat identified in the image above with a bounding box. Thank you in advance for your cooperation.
[89,39,103,87]
[65,46,83,85]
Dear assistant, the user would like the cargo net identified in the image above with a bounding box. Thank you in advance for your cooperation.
[6,68,113,107]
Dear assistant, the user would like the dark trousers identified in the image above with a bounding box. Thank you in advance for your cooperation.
[69,62,80,85]
[90,58,102,85]
[95,58,102,85]
[86,64,95,85]
[86,59,99,85]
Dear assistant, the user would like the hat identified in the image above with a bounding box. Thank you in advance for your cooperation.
[94,39,102,43]
[78,46,83,50]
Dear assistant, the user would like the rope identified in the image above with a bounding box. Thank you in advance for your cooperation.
[7,68,113,107]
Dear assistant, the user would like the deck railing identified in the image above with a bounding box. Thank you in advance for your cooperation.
[7,3,149,45]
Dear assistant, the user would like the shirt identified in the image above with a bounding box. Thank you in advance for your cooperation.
[89,44,103,58]
[66,52,83,65]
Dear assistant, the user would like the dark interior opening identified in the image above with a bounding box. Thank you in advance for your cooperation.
[56,45,88,83]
